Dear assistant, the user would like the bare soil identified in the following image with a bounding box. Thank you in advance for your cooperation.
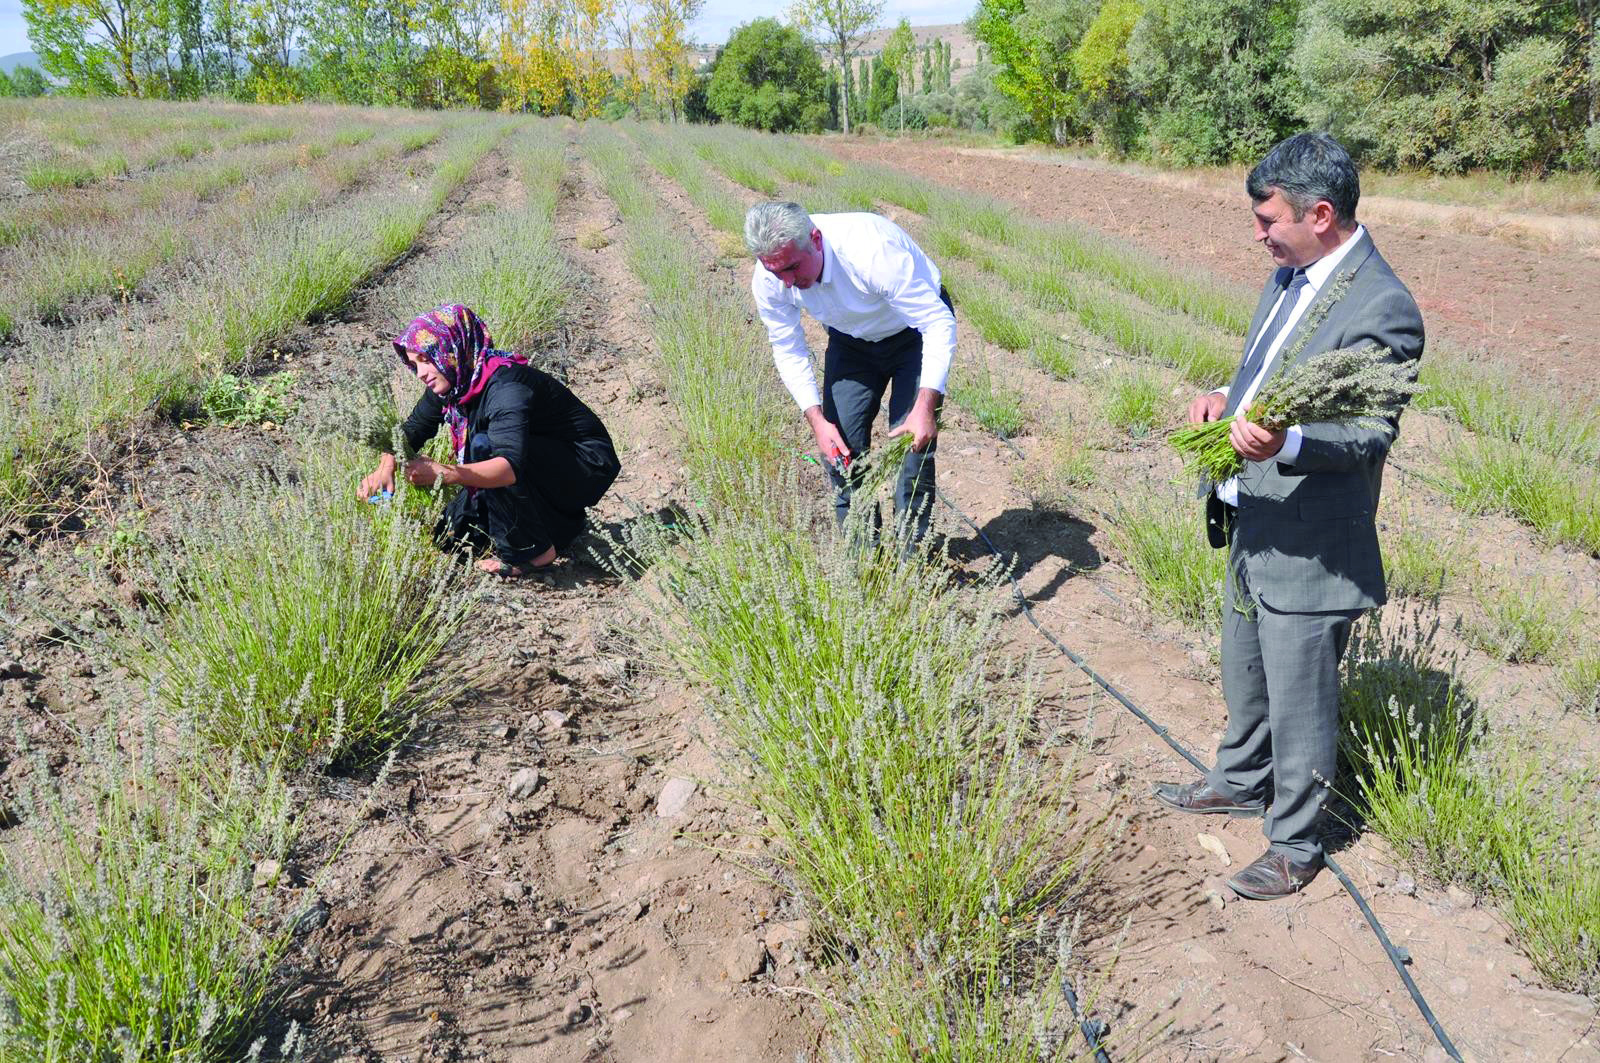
[2,126,1597,1063]
[0,142,822,1061]
[819,139,1600,404]
[657,145,1600,1061]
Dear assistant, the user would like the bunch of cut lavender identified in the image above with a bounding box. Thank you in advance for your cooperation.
[1170,343,1420,485]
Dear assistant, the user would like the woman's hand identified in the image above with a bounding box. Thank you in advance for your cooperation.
[358,454,397,500]
[403,457,451,487]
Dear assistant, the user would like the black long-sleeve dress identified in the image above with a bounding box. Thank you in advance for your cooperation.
[399,363,621,564]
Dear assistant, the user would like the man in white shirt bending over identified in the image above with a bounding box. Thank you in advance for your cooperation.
[745,201,956,541]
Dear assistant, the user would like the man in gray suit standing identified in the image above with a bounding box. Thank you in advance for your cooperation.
[1153,133,1424,900]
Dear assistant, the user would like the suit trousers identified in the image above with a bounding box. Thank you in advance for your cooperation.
[1206,550,1360,864]
[820,291,949,542]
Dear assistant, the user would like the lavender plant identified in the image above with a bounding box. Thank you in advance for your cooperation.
[1339,615,1600,995]
[0,700,297,1061]
[119,441,481,767]
[1169,342,1420,486]
[611,462,1094,961]
[607,127,1106,1057]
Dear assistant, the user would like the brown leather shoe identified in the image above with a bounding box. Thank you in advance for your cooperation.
[1227,848,1321,900]
[1151,780,1265,817]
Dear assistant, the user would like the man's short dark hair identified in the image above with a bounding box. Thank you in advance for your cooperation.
[1247,132,1360,227]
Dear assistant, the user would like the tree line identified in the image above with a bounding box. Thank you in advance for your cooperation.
[0,64,50,96]
[972,0,1600,173]
[22,0,707,117]
[19,0,1597,173]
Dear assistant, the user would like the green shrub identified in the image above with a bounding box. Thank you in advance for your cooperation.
[1016,416,1097,505]
[953,277,1033,351]
[199,371,296,425]
[1027,334,1078,380]
[1100,368,1167,438]
[1341,616,1600,995]
[589,130,791,510]
[1556,650,1600,716]
[1444,439,1600,556]
[1463,577,1569,664]
[392,159,575,354]
[1418,358,1599,464]
[23,162,97,191]
[1339,614,1474,785]
[1378,505,1460,602]
[613,481,1091,956]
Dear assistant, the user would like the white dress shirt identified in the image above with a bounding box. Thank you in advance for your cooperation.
[1215,225,1366,505]
[751,212,958,411]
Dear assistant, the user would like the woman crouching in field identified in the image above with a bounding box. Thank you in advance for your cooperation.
[358,304,621,577]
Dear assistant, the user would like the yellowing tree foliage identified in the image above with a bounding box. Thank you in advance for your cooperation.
[643,0,703,120]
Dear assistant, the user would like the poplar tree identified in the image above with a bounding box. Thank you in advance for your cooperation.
[881,17,914,132]
[643,0,702,121]
[789,0,883,134]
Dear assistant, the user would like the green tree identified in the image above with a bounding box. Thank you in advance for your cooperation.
[706,17,831,131]
[301,0,421,104]
[4,65,51,95]
[1128,0,1302,164]
[868,48,897,121]
[842,51,854,119]
[239,0,303,100]
[1294,0,1589,171]
[24,0,151,93]
[919,41,931,92]
[644,0,704,121]
[881,17,915,131]
[789,0,883,133]
[1071,0,1141,149]
[969,0,1097,143]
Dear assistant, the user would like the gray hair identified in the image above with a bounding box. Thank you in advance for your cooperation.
[744,201,814,258]
[1247,132,1360,227]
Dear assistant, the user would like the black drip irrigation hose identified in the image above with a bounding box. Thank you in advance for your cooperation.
[1061,980,1112,1063]
[933,489,1466,1063]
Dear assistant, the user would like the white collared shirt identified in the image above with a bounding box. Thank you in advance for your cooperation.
[752,212,958,411]
[1215,224,1366,505]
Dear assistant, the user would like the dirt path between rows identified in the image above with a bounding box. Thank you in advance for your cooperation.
[819,140,1600,404]
[654,145,1600,1061]
[0,137,821,1062]
[280,140,819,1061]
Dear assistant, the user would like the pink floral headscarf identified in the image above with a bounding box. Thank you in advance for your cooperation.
[393,304,527,462]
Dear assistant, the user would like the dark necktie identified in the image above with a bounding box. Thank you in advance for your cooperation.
[1236,269,1309,395]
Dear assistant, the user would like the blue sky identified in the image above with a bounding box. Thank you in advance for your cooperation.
[1,1,973,62]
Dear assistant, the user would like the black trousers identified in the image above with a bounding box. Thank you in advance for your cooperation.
[435,438,616,564]
[820,288,951,542]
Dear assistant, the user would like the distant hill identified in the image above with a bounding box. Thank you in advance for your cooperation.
[844,22,978,83]
[1,52,44,76]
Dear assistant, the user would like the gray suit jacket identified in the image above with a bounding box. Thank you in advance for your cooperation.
[1205,230,1424,613]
